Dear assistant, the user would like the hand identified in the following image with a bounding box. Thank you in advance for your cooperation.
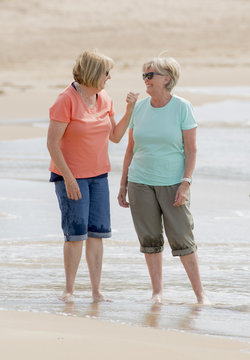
[126,92,139,109]
[173,183,189,207]
[117,185,129,208]
[64,177,82,200]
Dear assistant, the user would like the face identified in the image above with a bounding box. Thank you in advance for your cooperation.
[143,66,170,96]
[98,70,111,91]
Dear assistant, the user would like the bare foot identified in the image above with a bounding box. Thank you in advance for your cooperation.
[59,292,73,303]
[151,293,162,304]
[197,294,211,305]
[92,293,112,303]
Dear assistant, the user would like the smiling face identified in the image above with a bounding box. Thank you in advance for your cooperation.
[98,70,111,91]
[144,66,171,97]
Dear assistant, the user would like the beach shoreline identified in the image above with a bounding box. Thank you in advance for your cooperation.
[1,310,250,360]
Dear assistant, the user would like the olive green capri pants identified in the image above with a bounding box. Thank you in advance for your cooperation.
[128,182,197,256]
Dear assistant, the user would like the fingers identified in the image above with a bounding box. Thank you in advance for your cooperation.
[173,187,187,207]
[173,199,182,207]
[173,194,186,206]
[117,190,129,208]
[67,189,82,201]
[118,196,129,208]
[66,180,82,201]
[126,92,139,104]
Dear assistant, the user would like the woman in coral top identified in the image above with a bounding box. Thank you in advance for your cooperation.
[47,49,138,302]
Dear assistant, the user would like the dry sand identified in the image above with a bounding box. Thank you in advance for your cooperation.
[1,0,250,125]
[0,0,250,358]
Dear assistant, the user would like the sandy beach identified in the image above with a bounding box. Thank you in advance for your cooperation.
[1,310,250,360]
[0,0,250,358]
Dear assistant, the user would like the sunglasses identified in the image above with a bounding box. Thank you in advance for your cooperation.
[105,70,110,77]
[142,72,162,80]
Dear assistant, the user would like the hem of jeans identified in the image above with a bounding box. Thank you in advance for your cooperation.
[172,245,197,257]
[140,245,164,254]
[64,234,88,242]
[88,231,112,238]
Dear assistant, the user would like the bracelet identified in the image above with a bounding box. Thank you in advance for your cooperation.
[181,177,192,184]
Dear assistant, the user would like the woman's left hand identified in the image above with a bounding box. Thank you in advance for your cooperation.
[173,183,189,207]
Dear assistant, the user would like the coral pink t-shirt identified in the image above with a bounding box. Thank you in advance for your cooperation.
[49,83,115,178]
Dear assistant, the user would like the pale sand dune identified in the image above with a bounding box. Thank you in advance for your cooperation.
[0,0,250,120]
[1,311,250,360]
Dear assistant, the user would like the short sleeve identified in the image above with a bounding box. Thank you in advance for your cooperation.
[129,107,136,129]
[49,93,72,123]
[108,99,115,117]
[181,101,197,130]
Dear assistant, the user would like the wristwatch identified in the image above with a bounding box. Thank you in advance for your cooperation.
[181,177,192,185]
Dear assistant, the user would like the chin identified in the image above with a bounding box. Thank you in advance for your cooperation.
[97,86,104,92]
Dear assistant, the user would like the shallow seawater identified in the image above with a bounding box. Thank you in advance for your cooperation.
[0,98,250,343]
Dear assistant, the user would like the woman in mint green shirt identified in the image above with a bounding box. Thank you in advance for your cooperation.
[118,56,209,305]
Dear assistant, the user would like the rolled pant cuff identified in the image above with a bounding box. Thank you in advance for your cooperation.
[172,245,197,257]
[140,245,164,254]
[64,234,87,242]
[88,231,112,238]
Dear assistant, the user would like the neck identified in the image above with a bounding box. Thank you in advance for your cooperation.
[150,91,172,108]
[76,82,98,109]
[78,83,97,98]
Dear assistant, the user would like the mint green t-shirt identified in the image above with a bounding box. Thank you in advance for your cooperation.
[128,95,197,186]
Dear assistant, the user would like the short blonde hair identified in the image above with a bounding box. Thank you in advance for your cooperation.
[142,57,180,92]
[73,49,114,88]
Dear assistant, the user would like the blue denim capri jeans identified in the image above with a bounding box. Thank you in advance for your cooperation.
[55,175,111,241]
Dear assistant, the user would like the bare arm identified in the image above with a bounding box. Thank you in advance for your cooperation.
[173,127,197,207]
[47,120,82,200]
[109,92,139,143]
[117,128,135,208]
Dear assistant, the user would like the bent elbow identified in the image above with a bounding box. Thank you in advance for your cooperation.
[109,135,121,144]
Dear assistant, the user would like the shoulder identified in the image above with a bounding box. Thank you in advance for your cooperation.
[58,84,75,98]
[99,89,113,103]
[49,84,76,121]
[52,84,75,105]
[172,94,193,108]
[172,95,197,128]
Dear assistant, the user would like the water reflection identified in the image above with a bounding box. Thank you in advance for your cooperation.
[178,305,202,331]
[143,303,162,328]
[142,302,203,332]
[85,302,100,318]
[61,299,100,319]
[62,301,75,315]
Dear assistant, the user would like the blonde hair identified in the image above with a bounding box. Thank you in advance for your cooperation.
[73,49,114,88]
[142,56,180,92]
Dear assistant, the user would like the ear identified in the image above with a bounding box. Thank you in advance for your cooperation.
[164,75,171,86]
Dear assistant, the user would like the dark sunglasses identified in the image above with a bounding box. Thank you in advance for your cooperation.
[105,70,110,77]
[142,72,162,80]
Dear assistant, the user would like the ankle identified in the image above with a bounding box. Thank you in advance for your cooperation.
[197,292,211,305]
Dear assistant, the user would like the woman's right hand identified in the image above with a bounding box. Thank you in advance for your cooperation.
[64,177,82,200]
[126,92,139,110]
[117,185,129,208]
